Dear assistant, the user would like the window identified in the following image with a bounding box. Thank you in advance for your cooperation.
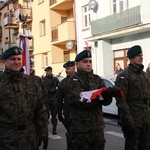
[112,0,128,14]
[82,5,91,29]
[42,53,48,67]
[40,20,46,36]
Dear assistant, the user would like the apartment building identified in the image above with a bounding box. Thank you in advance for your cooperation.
[75,0,150,76]
[32,0,76,77]
[0,0,33,72]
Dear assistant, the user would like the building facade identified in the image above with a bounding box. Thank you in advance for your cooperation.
[0,0,33,71]
[75,0,150,76]
[32,0,76,77]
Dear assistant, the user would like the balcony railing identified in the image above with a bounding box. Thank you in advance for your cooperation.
[5,42,16,50]
[14,6,32,22]
[90,6,141,36]
[51,21,75,42]
[4,15,19,29]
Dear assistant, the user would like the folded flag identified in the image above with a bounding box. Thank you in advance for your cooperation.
[79,87,124,103]
[79,87,107,103]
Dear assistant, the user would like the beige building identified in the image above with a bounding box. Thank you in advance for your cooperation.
[0,0,76,77]
[32,0,76,77]
[0,0,33,71]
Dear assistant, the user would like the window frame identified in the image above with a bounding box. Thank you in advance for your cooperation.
[82,5,91,29]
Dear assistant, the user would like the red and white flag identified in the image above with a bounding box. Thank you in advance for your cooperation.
[79,87,124,103]
[19,34,32,75]
[79,87,107,103]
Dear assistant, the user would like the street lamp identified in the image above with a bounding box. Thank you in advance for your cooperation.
[88,0,98,13]
[66,40,74,50]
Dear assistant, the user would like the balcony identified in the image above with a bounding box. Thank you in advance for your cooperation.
[50,0,73,10]
[14,6,32,23]
[90,6,141,36]
[5,42,16,50]
[51,21,75,43]
[4,15,19,29]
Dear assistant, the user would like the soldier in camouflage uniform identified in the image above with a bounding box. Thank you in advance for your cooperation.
[0,46,48,150]
[67,50,114,150]
[115,45,150,150]
[30,60,50,116]
[57,61,75,150]
[42,66,59,135]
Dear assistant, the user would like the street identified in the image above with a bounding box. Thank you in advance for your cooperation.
[40,114,125,150]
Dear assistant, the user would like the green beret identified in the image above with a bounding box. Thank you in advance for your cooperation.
[1,46,22,59]
[127,45,142,58]
[75,50,92,62]
[63,61,75,68]
[44,66,52,71]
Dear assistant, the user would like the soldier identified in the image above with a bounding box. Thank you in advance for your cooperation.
[0,46,48,150]
[30,60,50,121]
[115,45,150,150]
[57,61,76,150]
[42,66,59,135]
[67,50,121,150]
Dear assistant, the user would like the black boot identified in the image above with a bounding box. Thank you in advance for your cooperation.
[52,125,57,135]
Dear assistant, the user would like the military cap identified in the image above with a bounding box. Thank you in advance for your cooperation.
[75,50,92,62]
[127,45,142,58]
[44,66,52,71]
[63,61,75,68]
[1,46,22,59]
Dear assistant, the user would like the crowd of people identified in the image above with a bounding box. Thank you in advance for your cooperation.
[0,45,150,150]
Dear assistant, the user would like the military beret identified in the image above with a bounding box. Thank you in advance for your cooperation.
[44,66,52,71]
[75,50,92,62]
[127,45,142,58]
[63,61,75,68]
[1,46,22,59]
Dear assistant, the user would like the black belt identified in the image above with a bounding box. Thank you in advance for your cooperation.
[0,123,26,131]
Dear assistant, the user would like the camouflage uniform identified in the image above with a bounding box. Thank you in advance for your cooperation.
[0,69,48,150]
[57,75,73,150]
[115,64,150,150]
[42,75,59,134]
[31,74,50,115]
[68,69,112,150]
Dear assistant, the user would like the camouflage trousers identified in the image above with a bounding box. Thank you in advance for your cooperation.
[69,130,105,150]
[123,127,150,150]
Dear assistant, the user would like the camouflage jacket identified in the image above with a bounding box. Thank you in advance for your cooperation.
[57,76,72,116]
[115,64,150,127]
[68,69,112,133]
[42,75,59,100]
[0,69,48,150]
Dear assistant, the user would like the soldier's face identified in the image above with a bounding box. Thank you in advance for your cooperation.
[65,66,75,76]
[2,54,22,72]
[45,70,52,76]
[130,53,143,65]
[76,58,92,72]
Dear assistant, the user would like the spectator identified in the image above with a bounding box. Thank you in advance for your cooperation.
[114,63,124,75]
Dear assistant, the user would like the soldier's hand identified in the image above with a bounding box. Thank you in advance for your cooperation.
[102,86,124,98]
[38,136,48,150]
